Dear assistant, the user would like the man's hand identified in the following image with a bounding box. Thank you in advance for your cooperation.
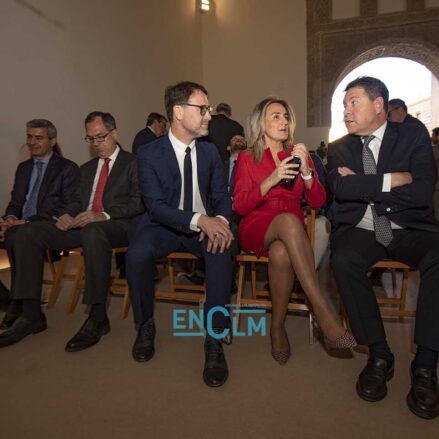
[56,213,76,231]
[391,172,413,189]
[0,219,26,241]
[73,211,107,228]
[197,215,234,254]
[338,166,356,176]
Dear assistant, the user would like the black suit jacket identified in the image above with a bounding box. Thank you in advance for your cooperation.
[132,127,157,155]
[4,154,80,221]
[206,114,244,162]
[327,122,439,237]
[63,149,144,224]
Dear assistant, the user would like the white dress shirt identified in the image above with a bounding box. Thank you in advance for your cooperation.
[87,145,120,219]
[356,122,402,231]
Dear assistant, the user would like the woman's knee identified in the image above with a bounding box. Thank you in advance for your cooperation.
[269,240,291,270]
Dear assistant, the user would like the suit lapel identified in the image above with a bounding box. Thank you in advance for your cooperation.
[377,124,396,173]
[82,159,98,209]
[347,136,364,173]
[38,154,57,201]
[163,138,182,192]
[105,150,125,193]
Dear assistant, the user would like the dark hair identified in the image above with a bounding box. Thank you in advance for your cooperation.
[388,98,407,112]
[216,103,232,116]
[146,112,167,126]
[164,81,208,122]
[84,111,116,131]
[26,119,57,139]
[344,76,389,110]
[432,127,439,136]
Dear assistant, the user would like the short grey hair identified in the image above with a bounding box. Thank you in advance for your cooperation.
[26,119,57,139]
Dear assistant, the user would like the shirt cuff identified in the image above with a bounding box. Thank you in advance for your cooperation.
[382,174,391,192]
[102,212,111,220]
[190,213,202,231]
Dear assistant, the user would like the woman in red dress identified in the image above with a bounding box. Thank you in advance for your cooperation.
[234,97,355,364]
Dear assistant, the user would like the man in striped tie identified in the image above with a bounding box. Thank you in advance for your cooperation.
[328,76,439,419]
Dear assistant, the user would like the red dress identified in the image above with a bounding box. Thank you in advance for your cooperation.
[233,147,326,257]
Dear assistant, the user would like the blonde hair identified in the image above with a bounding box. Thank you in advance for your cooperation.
[246,97,296,163]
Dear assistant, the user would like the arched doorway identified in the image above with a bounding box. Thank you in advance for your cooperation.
[329,55,436,141]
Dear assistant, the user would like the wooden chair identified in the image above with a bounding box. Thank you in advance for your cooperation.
[369,259,415,317]
[235,208,319,344]
[43,250,76,307]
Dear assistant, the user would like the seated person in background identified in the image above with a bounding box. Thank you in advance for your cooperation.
[126,81,233,388]
[132,112,168,155]
[0,119,79,324]
[387,98,428,134]
[328,76,439,420]
[233,97,356,366]
[0,112,144,351]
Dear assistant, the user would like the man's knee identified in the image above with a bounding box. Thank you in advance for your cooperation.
[126,241,156,267]
[330,246,368,274]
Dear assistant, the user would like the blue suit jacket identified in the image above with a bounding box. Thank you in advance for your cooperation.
[137,135,232,233]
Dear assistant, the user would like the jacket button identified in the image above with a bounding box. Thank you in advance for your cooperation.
[386,208,391,212]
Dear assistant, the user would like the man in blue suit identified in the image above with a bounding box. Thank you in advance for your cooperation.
[127,81,234,387]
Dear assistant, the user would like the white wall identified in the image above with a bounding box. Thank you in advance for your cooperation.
[0,0,202,209]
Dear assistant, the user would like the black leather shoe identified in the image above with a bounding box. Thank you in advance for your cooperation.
[407,367,439,419]
[0,314,47,348]
[203,336,228,387]
[132,317,156,362]
[356,357,394,402]
[65,316,110,352]
[0,306,21,330]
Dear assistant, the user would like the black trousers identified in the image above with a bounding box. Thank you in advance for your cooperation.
[330,228,439,351]
[126,223,232,329]
[5,220,131,305]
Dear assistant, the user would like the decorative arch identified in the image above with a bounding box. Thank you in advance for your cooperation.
[306,0,439,127]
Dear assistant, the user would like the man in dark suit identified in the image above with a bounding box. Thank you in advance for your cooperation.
[328,76,439,419]
[0,119,79,325]
[132,112,168,154]
[0,112,144,351]
[206,103,244,163]
[126,81,234,387]
[387,98,428,133]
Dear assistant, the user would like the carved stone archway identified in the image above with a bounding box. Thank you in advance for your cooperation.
[307,0,439,127]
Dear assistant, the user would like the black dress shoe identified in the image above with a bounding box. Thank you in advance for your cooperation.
[407,367,439,419]
[0,314,47,348]
[0,306,21,330]
[65,316,110,352]
[356,357,394,402]
[132,317,156,362]
[203,336,228,387]
[0,281,10,311]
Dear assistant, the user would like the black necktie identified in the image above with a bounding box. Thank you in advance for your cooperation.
[361,135,393,247]
[184,146,193,211]
[229,159,237,194]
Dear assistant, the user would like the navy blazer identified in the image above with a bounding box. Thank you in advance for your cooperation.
[327,121,439,236]
[137,135,232,233]
[4,153,80,221]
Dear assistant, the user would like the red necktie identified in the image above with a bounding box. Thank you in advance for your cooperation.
[92,158,110,212]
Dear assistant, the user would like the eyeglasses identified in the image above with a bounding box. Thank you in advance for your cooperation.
[387,107,400,117]
[180,103,213,116]
[84,129,114,144]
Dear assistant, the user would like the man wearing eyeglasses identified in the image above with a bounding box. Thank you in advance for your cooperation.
[0,112,144,351]
[126,81,234,387]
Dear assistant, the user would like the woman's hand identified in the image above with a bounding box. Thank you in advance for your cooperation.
[260,155,299,196]
[292,143,311,175]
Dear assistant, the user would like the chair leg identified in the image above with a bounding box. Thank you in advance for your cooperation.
[46,253,69,309]
[120,286,131,320]
[67,256,84,314]
[234,262,246,332]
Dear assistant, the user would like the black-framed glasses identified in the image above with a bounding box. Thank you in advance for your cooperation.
[387,107,400,117]
[84,129,114,144]
[180,103,213,116]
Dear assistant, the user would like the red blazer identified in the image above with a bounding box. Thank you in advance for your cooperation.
[233,147,326,256]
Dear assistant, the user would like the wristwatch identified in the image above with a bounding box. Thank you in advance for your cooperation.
[301,170,313,181]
